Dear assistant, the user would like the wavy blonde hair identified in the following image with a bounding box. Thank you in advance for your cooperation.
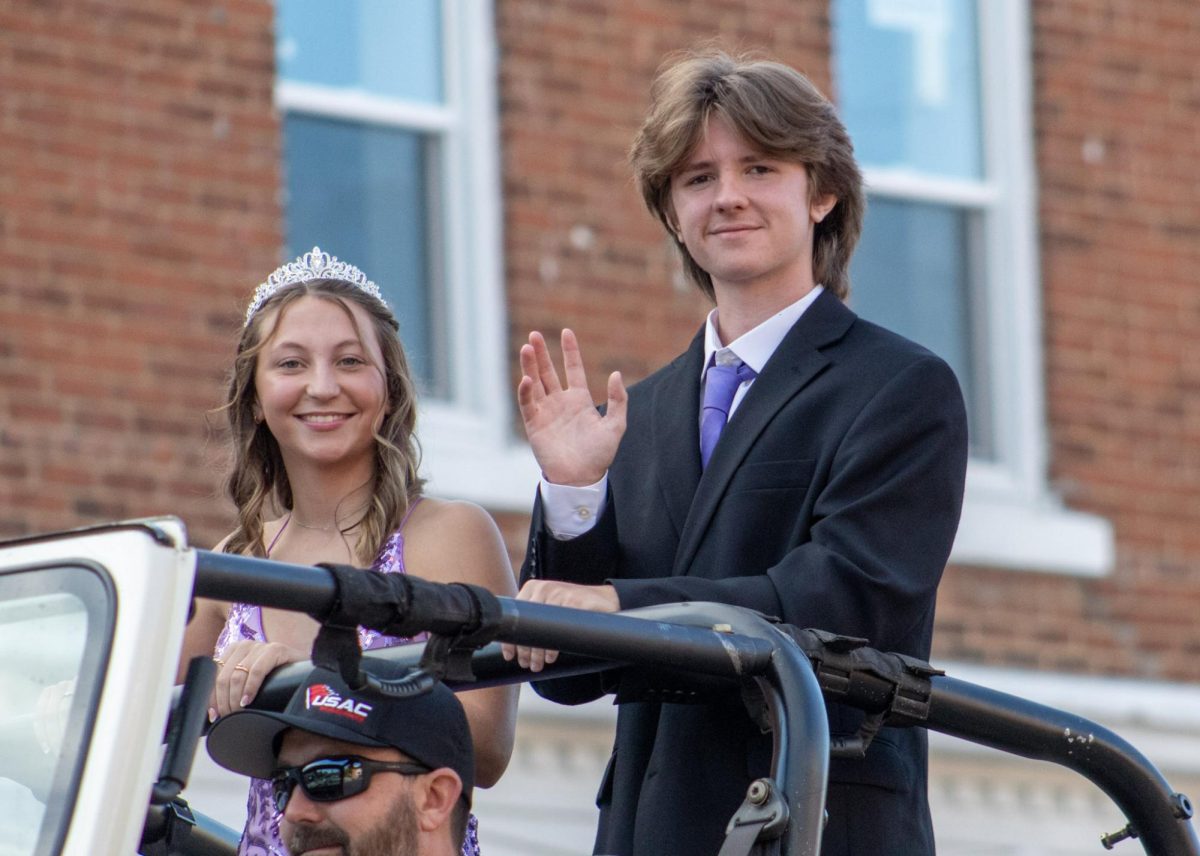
[220,278,424,566]
[630,49,865,300]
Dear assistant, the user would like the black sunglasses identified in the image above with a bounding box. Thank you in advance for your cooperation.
[271,755,431,813]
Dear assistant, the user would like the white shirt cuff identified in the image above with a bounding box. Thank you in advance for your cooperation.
[539,476,608,540]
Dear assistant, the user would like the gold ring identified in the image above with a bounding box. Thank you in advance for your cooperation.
[234,663,251,674]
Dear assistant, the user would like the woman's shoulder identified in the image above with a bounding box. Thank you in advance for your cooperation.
[406,496,499,536]
[402,497,515,593]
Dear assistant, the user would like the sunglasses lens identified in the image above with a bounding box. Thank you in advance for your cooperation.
[303,761,351,802]
[271,771,297,814]
[271,758,376,812]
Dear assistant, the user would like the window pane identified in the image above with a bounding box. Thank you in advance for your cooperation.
[848,198,992,458]
[833,0,983,179]
[0,568,111,855]
[277,0,443,104]
[282,114,445,397]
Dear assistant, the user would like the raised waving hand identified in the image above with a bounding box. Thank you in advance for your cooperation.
[518,329,627,485]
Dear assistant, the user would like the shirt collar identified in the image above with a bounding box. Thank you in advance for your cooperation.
[702,285,825,377]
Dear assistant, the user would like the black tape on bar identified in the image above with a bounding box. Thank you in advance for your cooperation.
[780,627,942,725]
[313,564,503,644]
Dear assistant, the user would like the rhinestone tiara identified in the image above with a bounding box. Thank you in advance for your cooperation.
[244,246,388,326]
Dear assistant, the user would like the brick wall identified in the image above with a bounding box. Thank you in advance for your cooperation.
[0,0,280,545]
[497,0,832,403]
[2,0,1199,682]
[496,0,1200,682]
[934,0,1200,680]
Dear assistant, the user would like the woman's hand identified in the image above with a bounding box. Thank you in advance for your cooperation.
[210,639,306,720]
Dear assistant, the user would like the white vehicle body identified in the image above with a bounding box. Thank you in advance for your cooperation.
[0,520,197,856]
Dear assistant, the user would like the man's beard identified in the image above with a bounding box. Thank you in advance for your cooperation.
[284,791,420,856]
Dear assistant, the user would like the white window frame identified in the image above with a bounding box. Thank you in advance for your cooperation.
[850,0,1112,576]
[271,2,1116,574]
[275,0,541,509]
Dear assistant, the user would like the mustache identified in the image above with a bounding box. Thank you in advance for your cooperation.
[286,822,350,854]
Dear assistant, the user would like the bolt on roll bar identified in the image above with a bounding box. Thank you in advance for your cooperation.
[186,550,1199,856]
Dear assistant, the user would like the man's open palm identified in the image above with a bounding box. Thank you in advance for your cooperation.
[517,329,627,486]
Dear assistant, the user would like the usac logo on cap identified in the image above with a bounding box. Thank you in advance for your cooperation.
[305,684,374,722]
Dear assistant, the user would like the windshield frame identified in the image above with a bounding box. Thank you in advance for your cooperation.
[0,561,115,856]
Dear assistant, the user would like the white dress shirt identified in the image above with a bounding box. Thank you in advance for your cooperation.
[541,286,825,539]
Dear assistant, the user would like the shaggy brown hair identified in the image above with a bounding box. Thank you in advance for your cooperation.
[630,49,865,300]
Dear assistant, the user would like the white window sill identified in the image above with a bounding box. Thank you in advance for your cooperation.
[952,465,1114,577]
[417,406,542,511]
[420,421,1115,579]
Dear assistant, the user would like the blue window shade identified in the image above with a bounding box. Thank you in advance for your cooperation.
[276,0,443,103]
[282,114,444,396]
[833,0,983,179]
[848,197,991,457]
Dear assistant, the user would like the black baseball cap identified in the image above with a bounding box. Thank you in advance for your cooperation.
[206,664,474,803]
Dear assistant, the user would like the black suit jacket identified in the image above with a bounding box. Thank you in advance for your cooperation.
[522,291,968,856]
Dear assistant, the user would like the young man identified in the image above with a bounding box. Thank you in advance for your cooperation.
[507,50,969,855]
[207,666,474,856]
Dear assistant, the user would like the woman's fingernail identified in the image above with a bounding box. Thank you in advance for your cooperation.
[208,708,216,722]
[240,695,250,708]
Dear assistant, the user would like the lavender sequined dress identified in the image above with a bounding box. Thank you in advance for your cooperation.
[215,526,482,856]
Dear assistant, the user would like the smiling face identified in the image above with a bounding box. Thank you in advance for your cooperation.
[253,295,389,480]
[667,116,837,306]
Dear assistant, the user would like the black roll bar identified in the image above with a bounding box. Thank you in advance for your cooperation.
[190,550,1199,856]
[927,677,1196,853]
[194,552,829,852]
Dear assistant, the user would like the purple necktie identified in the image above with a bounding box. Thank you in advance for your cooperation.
[700,355,756,469]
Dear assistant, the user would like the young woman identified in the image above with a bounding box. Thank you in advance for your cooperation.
[179,248,517,856]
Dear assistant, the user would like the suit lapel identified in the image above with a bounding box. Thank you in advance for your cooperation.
[671,291,857,576]
[651,334,705,539]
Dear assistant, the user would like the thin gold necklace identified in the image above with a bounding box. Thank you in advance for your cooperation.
[290,511,366,533]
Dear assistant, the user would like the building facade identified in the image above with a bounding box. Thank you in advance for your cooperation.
[3,1,1199,851]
